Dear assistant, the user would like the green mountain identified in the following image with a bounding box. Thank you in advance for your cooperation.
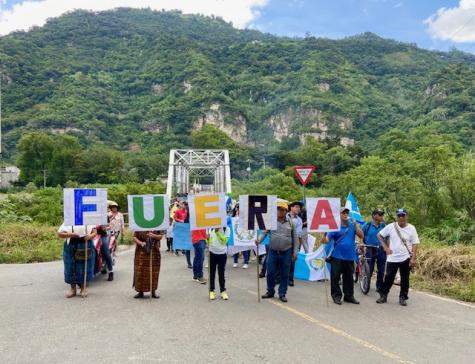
[1,8,474,162]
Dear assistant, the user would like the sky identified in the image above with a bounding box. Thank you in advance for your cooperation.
[0,0,475,53]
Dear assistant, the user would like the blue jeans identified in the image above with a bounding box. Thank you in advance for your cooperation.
[100,236,113,272]
[266,248,292,297]
[233,250,250,264]
[192,240,206,279]
[366,246,386,291]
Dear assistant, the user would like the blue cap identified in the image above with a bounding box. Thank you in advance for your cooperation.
[396,208,407,216]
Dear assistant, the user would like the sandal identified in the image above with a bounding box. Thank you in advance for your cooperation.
[66,289,77,298]
[80,288,88,298]
[134,292,144,299]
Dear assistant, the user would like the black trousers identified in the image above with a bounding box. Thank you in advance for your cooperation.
[330,258,355,300]
[209,252,226,292]
[381,258,411,299]
[166,237,173,251]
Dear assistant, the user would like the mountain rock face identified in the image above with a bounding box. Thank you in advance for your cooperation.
[0,8,474,160]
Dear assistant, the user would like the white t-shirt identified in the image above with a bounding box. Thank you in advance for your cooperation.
[58,224,95,244]
[379,223,420,263]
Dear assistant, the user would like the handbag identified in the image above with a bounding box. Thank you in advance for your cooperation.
[325,226,350,263]
[74,247,92,261]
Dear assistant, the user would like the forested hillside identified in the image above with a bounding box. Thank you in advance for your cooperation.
[0,8,474,243]
[1,7,474,164]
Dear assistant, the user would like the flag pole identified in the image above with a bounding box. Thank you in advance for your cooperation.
[82,225,88,298]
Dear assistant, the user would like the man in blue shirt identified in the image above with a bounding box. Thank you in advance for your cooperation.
[361,208,386,293]
[324,207,364,305]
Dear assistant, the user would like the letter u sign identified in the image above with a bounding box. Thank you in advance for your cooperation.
[128,195,170,231]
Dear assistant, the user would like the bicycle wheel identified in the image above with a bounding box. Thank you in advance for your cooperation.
[359,261,371,294]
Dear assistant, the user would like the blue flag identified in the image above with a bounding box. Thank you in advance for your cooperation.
[344,191,364,224]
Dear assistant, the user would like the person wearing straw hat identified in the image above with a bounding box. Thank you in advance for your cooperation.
[324,207,364,305]
[259,199,298,303]
[376,208,419,306]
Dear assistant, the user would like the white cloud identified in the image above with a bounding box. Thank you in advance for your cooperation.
[425,0,475,42]
[0,0,269,35]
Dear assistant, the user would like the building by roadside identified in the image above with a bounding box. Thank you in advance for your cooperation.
[0,166,20,189]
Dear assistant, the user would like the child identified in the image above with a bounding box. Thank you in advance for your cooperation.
[208,228,229,300]
[166,218,174,253]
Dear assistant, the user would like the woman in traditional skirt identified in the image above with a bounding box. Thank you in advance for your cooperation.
[133,231,163,299]
[58,224,97,298]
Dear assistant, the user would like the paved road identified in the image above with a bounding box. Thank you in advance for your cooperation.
[0,246,474,364]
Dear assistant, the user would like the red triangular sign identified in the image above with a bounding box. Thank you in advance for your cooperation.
[294,165,316,186]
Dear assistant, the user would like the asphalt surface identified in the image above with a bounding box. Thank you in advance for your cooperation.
[0,246,474,364]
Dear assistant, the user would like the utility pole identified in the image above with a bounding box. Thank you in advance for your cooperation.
[42,168,47,188]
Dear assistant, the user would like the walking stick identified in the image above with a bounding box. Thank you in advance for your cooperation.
[83,225,88,299]
[257,242,261,303]
[322,245,330,308]
[149,239,153,300]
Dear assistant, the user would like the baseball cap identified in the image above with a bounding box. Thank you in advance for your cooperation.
[340,207,350,213]
[372,208,385,216]
[289,201,304,208]
[396,208,407,216]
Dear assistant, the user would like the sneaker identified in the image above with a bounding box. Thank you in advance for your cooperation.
[197,277,207,284]
[107,272,114,281]
[187,264,192,269]
[209,291,216,300]
[376,294,388,304]
[259,272,265,278]
[242,264,249,269]
[221,291,229,300]
[279,296,288,303]
[399,298,408,306]
[233,263,238,268]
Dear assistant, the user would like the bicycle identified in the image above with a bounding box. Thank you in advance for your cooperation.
[354,244,377,295]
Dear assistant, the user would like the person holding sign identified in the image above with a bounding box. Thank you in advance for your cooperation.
[323,207,364,305]
[259,199,299,303]
[133,231,163,299]
[208,228,229,300]
[57,224,97,298]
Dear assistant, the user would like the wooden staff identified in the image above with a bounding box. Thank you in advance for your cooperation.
[82,225,88,298]
[256,241,261,303]
[321,241,330,308]
[149,238,153,300]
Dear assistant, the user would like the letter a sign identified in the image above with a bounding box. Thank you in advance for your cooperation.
[294,165,316,186]
[306,197,341,232]
[128,195,170,231]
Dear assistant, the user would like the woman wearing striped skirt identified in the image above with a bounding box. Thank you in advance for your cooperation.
[133,231,163,299]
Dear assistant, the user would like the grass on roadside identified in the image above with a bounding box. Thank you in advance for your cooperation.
[0,223,61,263]
[412,243,475,302]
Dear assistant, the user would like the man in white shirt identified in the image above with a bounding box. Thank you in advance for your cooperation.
[376,208,419,306]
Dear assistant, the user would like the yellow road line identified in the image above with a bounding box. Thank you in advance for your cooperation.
[246,289,413,364]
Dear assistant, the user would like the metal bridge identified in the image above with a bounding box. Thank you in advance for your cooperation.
[166,149,232,196]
